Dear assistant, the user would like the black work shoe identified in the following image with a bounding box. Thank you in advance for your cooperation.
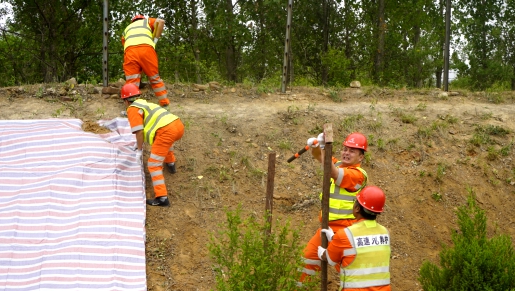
[146,197,170,207]
[166,163,176,174]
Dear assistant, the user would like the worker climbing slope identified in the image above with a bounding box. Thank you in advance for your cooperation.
[121,83,184,207]
[122,14,170,109]
[318,185,391,291]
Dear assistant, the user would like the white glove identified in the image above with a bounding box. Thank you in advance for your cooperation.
[153,37,159,44]
[317,132,325,149]
[135,150,142,165]
[321,227,334,242]
[317,246,327,260]
[307,137,319,148]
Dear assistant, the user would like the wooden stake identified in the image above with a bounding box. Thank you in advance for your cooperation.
[321,123,333,291]
[265,152,276,237]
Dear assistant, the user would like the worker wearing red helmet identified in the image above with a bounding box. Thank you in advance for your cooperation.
[121,14,170,109]
[121,83,184,207]
[298,132,369,285]
[318,186,391,291]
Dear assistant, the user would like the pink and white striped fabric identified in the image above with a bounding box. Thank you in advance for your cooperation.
[0,118,146,291]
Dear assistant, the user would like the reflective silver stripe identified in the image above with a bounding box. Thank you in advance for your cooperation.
[125,73,140,80]
[150,170,163,177]
[169,145,174,151]
[296,282,303,287]
[301,268,316,275]
[327,254,338,266]
[345,228,356,248]
[329,187,355,200]
[344,248,357,256]
[343,279,390,288]
[158,95,168,100]
[344,228,357,256]
[335,168,344,185]
[303,258,321,266]
[145,111,169,142]
[150,79,161,84]
[328,207,353,215]
[153,86,166,93]
[125,33,153,41]
[152,179,165,186]
[131,125,144,132]
[148,161,162,167]
[150,153,165,162]
[149,73,160,79]
[344,266,390,276]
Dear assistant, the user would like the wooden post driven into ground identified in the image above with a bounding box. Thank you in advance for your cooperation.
[321,123,333,291]
[265,152,276,237]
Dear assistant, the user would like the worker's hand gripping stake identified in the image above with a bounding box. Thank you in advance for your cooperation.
[287,137,319,163]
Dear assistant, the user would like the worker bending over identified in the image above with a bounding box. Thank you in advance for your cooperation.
[121,83,184,207]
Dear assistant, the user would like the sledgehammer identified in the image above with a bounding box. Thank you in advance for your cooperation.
[287,140,318,163]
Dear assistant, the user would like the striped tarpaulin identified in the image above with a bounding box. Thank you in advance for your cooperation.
[0,118,146,291]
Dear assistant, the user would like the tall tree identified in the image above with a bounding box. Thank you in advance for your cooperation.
[455,0,503,90]
[5,0,103,83]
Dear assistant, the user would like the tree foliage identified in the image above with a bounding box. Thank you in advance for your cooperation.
[418,189,515,290]
[208,206,319,291]
[0,0,515,90]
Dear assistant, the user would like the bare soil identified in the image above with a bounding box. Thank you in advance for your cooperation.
[2,83,515,291]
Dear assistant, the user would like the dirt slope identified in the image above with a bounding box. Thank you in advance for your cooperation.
[2,83,515,291]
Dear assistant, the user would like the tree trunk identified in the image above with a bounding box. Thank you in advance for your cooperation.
[374,0,385,84]
[225,0,237,82]
[190,0,202,84]
[256,0,267,80]
[321,0,330,86]
[435,67,442,88]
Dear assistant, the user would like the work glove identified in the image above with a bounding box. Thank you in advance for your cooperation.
[307,137,319,148]
[317,246,327,261]
[135,149,143,165]
[153,37,159,44]
[317,132,326,149]
[321,227,335,242]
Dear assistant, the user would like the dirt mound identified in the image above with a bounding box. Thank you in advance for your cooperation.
[2,83,515,290]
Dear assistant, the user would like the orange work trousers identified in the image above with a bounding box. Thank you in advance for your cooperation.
[147,119,184,198]
[298,218,358,286]
[124,45,170,106]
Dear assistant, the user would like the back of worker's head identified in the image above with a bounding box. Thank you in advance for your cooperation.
[355,186,385,220]
[120,83,140,103]
[343,132,368,154]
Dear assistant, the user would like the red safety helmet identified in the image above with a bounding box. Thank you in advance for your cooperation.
[131,15,145,22]
[120,83,141,99]
[343,132,368,151]
[356,186,385,213]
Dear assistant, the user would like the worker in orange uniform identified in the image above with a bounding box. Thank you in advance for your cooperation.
[122,15,170,109]
[298,132,369,286]
[121,83,184,207]
[318,185,391,291]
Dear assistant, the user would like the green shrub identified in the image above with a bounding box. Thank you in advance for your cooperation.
[418,191,515,290]
[208,206,319,291]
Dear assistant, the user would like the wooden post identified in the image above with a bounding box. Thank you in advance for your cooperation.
[321,124,333,291]
[265,152,276,237]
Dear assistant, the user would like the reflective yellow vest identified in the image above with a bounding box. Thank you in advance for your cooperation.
[320,163,368,221]
[129,100,178,145]
[123,18,155,51]
[340,220,390,289]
